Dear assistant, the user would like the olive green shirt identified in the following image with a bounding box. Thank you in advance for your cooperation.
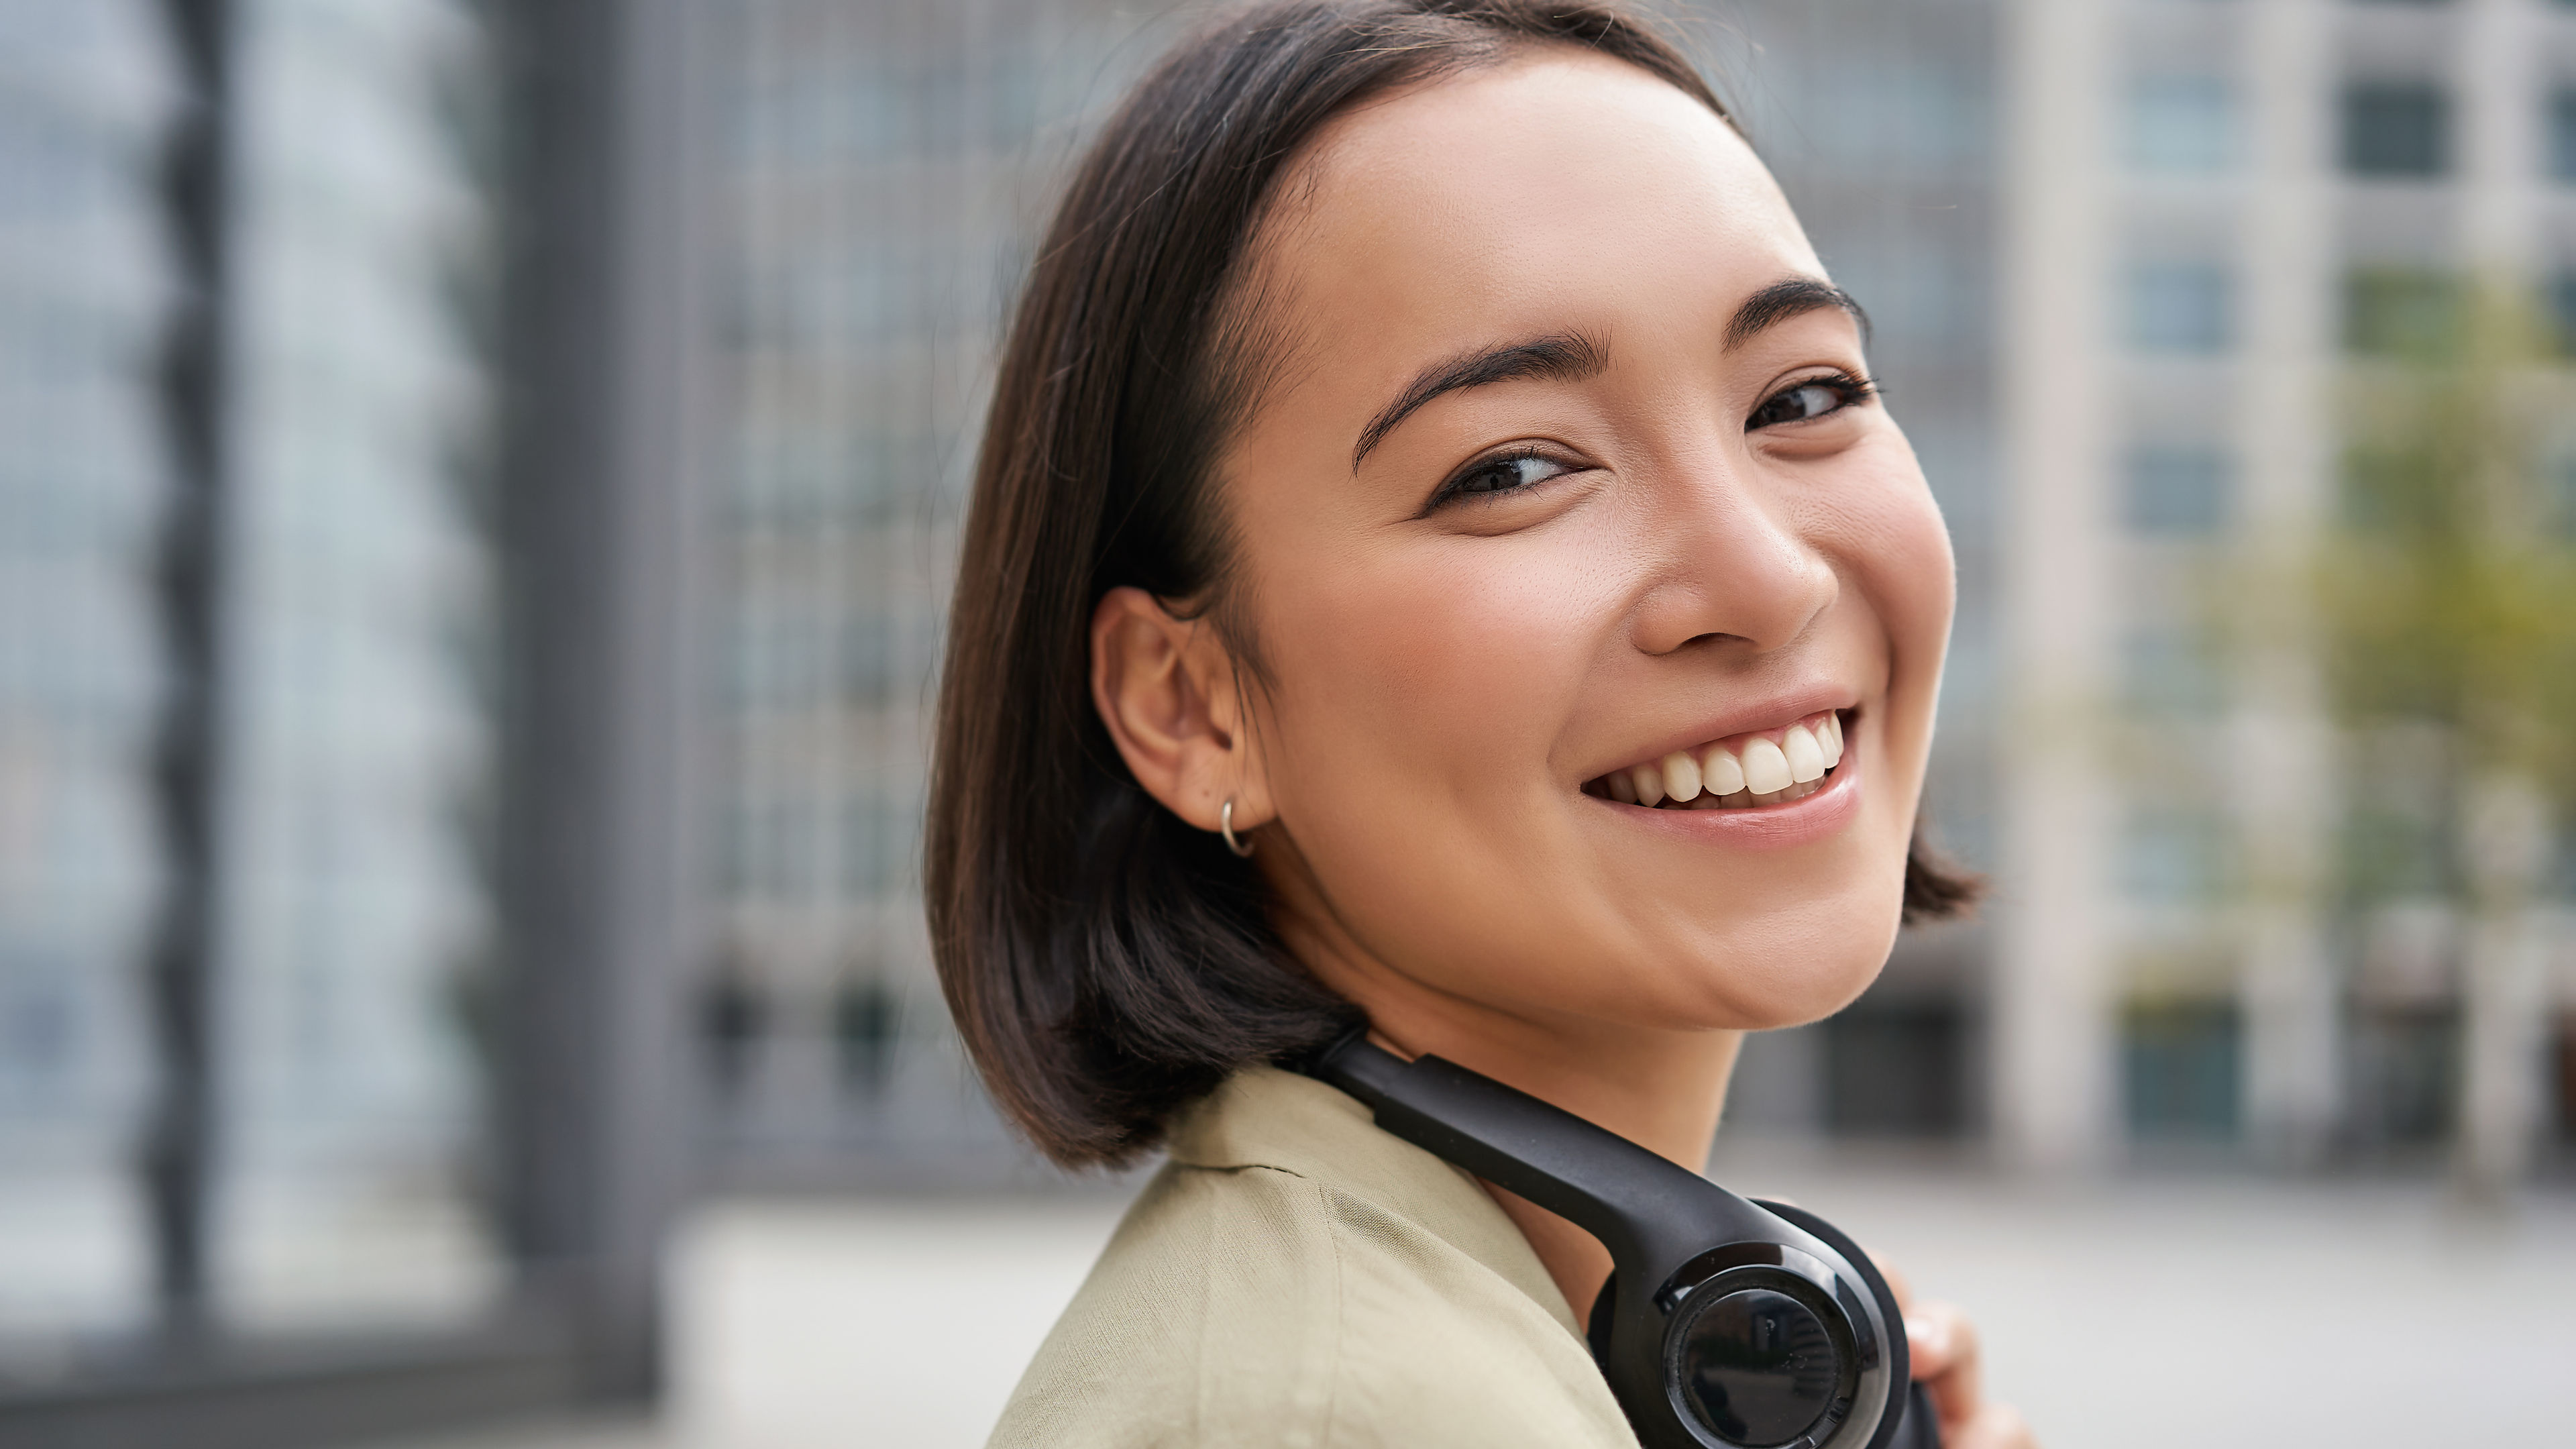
[989,1065,1641,1448]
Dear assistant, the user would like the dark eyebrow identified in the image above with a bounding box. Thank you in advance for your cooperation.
[1727,276,1872,351]
[1350,330,1609,472]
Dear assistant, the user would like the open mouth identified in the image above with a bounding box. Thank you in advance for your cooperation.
[1582,710,1848,811]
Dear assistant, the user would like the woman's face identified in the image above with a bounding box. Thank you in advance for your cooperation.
[1199,52,1951,1036]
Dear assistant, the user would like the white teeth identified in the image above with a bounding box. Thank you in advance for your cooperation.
[1740,736,1792,794]
[1782,724,1825,784]
[1600,714,1844,809]
[1660,751,1701,803]
[1697,743,1746,798]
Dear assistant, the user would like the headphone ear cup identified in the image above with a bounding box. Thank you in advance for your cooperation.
[1750,1200,1931,1449]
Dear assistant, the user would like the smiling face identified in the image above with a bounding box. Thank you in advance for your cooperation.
[1098,49,1953,1050]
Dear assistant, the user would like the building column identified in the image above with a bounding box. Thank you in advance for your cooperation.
[492,0,716,1401]
[2457,0,2540,277]
[2453,0,2548,1196]
[1996,0,2117,1169]
[2457,778,2555,1195]
[2235,0,2340,1167]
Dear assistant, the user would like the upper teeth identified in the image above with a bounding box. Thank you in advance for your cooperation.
[1601,711,1844,810]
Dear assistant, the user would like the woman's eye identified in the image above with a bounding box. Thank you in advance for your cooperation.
[1436,451,1576,504]
[1748,374,1873,430]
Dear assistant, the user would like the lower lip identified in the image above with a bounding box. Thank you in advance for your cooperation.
[1589,745,1863,851]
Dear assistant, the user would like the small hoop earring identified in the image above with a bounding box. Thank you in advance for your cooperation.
[1220,797,1256,858]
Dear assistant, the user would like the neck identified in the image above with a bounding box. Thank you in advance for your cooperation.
[1278,898,1743,1324]
[1375,1016,1741,1327]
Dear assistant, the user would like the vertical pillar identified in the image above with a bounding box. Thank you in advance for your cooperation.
[2457,0,2539,277]
[2235,0,2340,1168]
[1995,0,2117,1169]
[2453,0,2546,1197]
[2457,778,2553,1195]
[141,0,233,1336]
[492,0,712,1401]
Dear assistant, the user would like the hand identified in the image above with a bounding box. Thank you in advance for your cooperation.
[1882,1263,2036,1449]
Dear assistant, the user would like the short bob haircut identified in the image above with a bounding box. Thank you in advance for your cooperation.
[926,0,1979,1169]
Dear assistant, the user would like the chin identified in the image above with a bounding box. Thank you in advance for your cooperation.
[1654,875,1909,1031]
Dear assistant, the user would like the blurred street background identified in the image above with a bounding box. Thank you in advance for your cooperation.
[3,1,2575,1446]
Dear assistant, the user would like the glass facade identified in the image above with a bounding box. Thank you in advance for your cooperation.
[708,0,1169,1178]
[0,0,506,1356]
[0,0,176,1352]
[1,1,696,1436]
[211,0,505,1330]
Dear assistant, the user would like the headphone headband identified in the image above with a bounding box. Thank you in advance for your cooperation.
[1305,1032,1936,1449]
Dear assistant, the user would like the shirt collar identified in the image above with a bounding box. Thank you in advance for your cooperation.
[1164,1063,1587,1340]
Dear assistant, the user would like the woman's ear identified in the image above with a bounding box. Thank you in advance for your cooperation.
[1090,586,1273,835]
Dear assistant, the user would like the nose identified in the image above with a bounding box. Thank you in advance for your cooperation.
[1627,445,1837,658]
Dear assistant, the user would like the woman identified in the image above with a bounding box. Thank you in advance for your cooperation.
[926,2,2032,1445]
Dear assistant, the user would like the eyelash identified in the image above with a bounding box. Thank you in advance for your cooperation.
[1746,369,1879,431]
[1426,449,1582,510]
[1424,370,1880,511]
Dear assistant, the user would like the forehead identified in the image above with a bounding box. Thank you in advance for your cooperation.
[1255,49,1822,368]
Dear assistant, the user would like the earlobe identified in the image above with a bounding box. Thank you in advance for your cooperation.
[1089,586,1271,836]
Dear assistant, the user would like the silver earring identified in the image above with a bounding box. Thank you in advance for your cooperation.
[1220,797,1255,857]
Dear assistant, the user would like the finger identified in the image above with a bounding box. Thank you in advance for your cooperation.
[1946,1401,2035,1449]
[1904,1299,1984,1431]
[1870,1250,1915,1316]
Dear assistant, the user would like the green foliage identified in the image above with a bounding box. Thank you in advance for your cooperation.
[2317,275,2576,806]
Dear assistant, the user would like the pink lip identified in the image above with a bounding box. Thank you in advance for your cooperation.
[1588,728,1863,851]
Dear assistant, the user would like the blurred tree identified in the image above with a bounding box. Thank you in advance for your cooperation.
[2318,271,2576,1193]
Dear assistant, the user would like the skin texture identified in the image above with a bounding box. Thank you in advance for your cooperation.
[1091,50,2031,1449]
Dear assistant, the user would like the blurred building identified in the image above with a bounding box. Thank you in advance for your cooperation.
[0,0,176,1343]
[3,1,705,1443]
[705,0,1173,1183]
[2,0,510,1345]
[1997,0,2576,1177]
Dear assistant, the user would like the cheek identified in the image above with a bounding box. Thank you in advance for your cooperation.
[1258,535,1616,789]
[1809,443,1954,741]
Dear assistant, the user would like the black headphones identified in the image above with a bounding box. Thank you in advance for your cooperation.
[1307,1031,1941,1449]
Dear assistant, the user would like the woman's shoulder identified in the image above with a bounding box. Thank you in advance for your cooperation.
[986,1070,1636,1449]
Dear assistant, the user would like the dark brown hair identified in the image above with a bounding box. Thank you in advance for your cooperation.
[926,0,1976,1169]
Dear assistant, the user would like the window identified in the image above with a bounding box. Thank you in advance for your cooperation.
[2344,267,2459,356]
[2127,74,2234,173]
[2342,81,2449,177]
[2123,445,2232,533]
[2121,626,2228,714]
[2119,806,2233,904]
[2127,262,2233,352]
[2123,999,2243,1142]
[2348,1004,2459,1148]
[2553,89,2576,183]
